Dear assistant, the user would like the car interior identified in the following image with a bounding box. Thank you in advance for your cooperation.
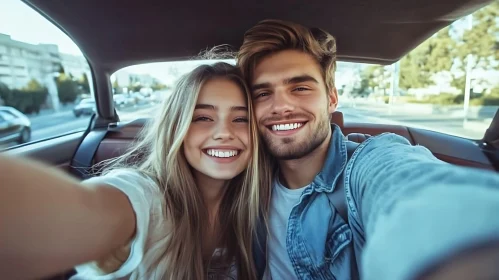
[2,0,499,278]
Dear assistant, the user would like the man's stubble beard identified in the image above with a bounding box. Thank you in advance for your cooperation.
[260,113,331,161]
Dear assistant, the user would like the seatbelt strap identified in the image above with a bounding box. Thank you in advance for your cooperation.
[70,113,109,179]
[326,141,360,223]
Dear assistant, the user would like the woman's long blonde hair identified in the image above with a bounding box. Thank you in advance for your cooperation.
[100,62,271,279]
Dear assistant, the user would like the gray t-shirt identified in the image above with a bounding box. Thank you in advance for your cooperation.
[265,177,308,279]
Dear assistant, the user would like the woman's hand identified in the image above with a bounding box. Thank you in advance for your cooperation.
[0,155,136,279]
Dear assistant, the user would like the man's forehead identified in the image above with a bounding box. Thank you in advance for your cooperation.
[251,50,322,85]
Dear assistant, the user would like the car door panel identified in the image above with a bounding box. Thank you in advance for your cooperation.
[342,122,495,171]
[408,127,493,170]
[4,132,85,172]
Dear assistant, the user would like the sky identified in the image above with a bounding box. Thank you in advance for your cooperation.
[0,0,83,55]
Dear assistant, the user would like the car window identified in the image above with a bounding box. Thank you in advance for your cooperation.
[111,4,497,140]
[0,110,16,120]
[0,0,93,150]
[342,2,498,139]
[111,59,233,121]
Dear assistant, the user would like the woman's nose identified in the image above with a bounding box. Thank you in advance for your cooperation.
[212,121,235,141]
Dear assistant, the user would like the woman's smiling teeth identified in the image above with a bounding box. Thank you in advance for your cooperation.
[206,149,239,158]
[271,123,304,131]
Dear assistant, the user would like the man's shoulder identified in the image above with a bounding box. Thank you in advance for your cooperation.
[349,132,435,166]
[353,132,412,154]
[364,132,411,145]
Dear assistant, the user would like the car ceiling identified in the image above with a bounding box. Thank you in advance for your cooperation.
[24,0,492,72]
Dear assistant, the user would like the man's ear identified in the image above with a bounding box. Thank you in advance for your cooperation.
[328,87,339,114]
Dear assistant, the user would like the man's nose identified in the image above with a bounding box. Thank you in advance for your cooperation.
[270,90,294,115]
[212,121,235,141]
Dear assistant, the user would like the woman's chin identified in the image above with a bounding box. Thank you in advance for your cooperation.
[205,169,244,181]
[193,167,246,183]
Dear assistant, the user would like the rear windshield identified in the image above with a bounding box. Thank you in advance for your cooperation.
[111,3,498,140]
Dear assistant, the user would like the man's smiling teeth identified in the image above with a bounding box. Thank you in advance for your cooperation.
[206,149,239,158]
[272,123,303,131]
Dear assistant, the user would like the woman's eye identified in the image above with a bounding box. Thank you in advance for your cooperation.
[233,117,249,123]
[193,116,212,122]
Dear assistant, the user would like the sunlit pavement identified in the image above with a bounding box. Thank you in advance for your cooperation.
[339,103,492,139]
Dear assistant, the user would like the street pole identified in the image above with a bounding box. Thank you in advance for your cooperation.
[463,14,473,124]
[389,60,400,115]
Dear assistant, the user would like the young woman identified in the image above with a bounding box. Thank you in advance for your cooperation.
[0,62,271,280]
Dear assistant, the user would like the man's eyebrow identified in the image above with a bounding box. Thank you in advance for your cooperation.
[284,75,319,85]
[194,104,247,111]
[251,75,319,91]
[251,82,272,92]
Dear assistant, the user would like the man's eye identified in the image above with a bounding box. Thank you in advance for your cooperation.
[294,87,309,92]
[193,116,212,122]
[254,92,269,99]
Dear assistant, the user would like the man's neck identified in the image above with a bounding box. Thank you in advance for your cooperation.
[278,131,332,190]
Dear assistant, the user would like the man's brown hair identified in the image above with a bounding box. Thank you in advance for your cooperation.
[237,19,337,93]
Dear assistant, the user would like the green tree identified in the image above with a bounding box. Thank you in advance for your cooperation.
[112,79,121,94]
[451,2,499,93]
[400,26,455,90]
[0,82,11,106]
[151,80,167,91]
[0,80,48,114]
[352,65,382,97]
[128,83,142,93]
[25,79,44,91]
[56,73,80,103]
[78,73,90,93]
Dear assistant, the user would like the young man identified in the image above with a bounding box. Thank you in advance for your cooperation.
[237,20,499,280]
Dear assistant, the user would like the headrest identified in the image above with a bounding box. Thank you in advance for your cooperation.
[331,111,344,128]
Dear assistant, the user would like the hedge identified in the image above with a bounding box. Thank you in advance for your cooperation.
[0,82,48,114]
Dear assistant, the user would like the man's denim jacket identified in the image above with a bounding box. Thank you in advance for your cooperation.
[255,124,499,280]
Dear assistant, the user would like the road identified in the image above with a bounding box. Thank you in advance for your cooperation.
[340,107,486,139]
[3,102,494,150]
[28,104,158,142]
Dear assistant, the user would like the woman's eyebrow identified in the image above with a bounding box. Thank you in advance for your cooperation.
[194,104,215,110]
[231,106,247,112]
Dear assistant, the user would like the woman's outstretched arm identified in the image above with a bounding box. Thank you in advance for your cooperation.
[0,155,136,279]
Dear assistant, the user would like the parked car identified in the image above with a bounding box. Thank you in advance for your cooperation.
[73,99,96,117]
[129,92,149,105]
[0,106,31,144]
[114,94,130,108]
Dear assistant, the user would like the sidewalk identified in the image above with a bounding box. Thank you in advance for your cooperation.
[341,99,497,122]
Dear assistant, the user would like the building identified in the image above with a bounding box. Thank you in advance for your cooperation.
[112,71,157,89]
[0,33,91,109]
[0,33,63,89]
[60,53,91,80]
